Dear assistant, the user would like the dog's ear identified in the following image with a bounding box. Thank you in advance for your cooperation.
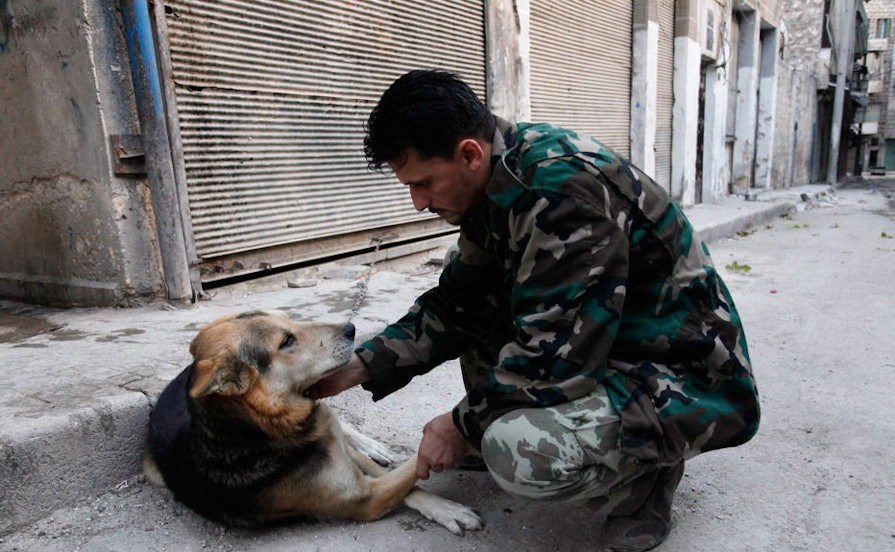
[189,355,251,398]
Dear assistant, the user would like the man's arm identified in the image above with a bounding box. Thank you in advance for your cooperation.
[355,233,502,401]
[305,353,371,400]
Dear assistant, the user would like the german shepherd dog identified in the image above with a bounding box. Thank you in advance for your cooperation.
[144,310,483,534]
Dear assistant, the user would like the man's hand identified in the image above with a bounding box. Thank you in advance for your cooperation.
[417,411,471,480]
[304,354,371,400]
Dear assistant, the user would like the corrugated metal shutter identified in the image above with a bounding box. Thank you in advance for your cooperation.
[529,0,632,157]
[655,0,675,191]
[160,0,485,271]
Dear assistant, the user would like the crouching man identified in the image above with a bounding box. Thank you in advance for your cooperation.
[309,70,760,551]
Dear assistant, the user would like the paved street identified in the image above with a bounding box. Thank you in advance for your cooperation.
[1,186,894,552]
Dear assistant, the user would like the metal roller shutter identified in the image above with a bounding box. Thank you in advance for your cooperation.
[656,0,675,191]
[529,0,632,157]
[159,0,485,277]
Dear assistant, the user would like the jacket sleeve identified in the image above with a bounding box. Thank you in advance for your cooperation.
[356,232,502,401]
[453,185,630,447]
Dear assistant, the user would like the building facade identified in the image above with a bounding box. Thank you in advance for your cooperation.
[0,0,868,308]
[860,0,895,173]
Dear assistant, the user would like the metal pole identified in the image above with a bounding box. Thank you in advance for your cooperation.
[827,0,856,185]
[120,0,195,302]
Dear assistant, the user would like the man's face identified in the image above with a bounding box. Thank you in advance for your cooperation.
[391,141,489,226]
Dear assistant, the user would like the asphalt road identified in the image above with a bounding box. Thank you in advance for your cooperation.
[2,186,893,552]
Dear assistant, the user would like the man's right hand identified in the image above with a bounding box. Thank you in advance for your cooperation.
[304,353,371,400]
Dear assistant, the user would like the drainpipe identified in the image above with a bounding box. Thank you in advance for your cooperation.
[120,0,196,302]
[827,0,856,185]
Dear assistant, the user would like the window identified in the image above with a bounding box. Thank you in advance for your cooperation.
[876,18,891,39]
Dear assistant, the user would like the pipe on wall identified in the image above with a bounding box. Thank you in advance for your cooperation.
[120,0,196,302]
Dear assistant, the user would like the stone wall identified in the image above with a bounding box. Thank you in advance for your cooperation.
[0,0,163,306]
[772,0,825,186]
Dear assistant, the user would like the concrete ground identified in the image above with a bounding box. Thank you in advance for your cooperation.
[2,184,894,551]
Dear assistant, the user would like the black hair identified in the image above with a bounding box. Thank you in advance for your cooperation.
[363,70,496,171]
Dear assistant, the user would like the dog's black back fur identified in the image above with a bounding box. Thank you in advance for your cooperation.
[148,365,329,524]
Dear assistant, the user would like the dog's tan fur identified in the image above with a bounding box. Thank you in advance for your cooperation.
[144,310,482,534]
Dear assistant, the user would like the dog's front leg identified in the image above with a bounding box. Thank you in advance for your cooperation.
[402,487,484,535]
[341,422,396,466]
[347,447,484,535]
[353,455,420,521]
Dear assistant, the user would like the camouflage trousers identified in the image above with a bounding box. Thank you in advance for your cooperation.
[462,349,656,516]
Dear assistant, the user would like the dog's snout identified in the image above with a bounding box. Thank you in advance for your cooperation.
[342,323,356,340]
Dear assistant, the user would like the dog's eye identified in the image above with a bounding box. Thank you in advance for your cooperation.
[280,333,296,350]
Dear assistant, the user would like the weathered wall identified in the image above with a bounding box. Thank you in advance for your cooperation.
[0,0,162,306]
[864,0,895,148]
[772,0,824,186]
[871,0,895,141]
[673,0,701,205]
[486,0,531,121]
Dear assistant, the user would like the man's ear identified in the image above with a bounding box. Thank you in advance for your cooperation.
[189,355,251,398]
[457,138,486,171]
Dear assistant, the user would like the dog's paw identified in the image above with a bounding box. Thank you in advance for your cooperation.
[342,426,396,466]
[404,490,484,535]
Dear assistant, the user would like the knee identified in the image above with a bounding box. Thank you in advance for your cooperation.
[480,410,587,500]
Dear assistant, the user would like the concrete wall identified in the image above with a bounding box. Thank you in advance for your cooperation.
[672,0,702,206]
[0,0,163,307]
[753,27,779,188]
[731,9,761,192]
[773,0,825,186]
[630,0,659,178]
[702,0,733,202]
[486,0,531,121]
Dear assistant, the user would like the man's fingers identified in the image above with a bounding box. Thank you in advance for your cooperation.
[416,460,431,480]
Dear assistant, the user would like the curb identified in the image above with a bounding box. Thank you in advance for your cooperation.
[696,201,796,244]
[0,391,151,535]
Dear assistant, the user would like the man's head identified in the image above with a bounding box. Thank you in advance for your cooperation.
[364,70,496,225]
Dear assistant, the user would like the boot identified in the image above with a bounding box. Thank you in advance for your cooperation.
[602,461,685,552]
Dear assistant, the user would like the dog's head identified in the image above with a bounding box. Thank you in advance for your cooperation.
[187,310,354,402]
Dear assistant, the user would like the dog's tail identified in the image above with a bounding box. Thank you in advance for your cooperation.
[142,451,166,488]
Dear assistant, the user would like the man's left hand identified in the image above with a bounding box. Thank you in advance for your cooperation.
[417,411,470,480]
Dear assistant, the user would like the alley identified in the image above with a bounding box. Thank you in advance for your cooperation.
[1,185,894,551]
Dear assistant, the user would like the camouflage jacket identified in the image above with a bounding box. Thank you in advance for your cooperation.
[357,119,760,464]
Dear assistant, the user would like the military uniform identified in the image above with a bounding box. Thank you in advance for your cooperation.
[357,119,760,505]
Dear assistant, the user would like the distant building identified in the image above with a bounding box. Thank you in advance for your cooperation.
[859,0,895,173]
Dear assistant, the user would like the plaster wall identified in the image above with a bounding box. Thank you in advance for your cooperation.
[672,34,701,205]
[747,0,781,27]
[773,0,824,186]
[486,0,531,121]
[0,0,162,306]
[702,0,733,204]
[754,29,779,188]
[732,9,761,192]
[630,0,659,177]
[668,0,701,206]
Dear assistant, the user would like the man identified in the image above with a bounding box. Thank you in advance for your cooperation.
[309,70,760,551]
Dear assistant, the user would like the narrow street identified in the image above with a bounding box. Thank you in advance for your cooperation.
[2,185,893,552]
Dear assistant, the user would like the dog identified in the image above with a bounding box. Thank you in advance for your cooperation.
[144,310,483,534]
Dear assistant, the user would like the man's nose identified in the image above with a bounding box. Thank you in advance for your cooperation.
[409,186,429,212]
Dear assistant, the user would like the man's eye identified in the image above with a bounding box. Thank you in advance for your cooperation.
[280,333,296,349]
